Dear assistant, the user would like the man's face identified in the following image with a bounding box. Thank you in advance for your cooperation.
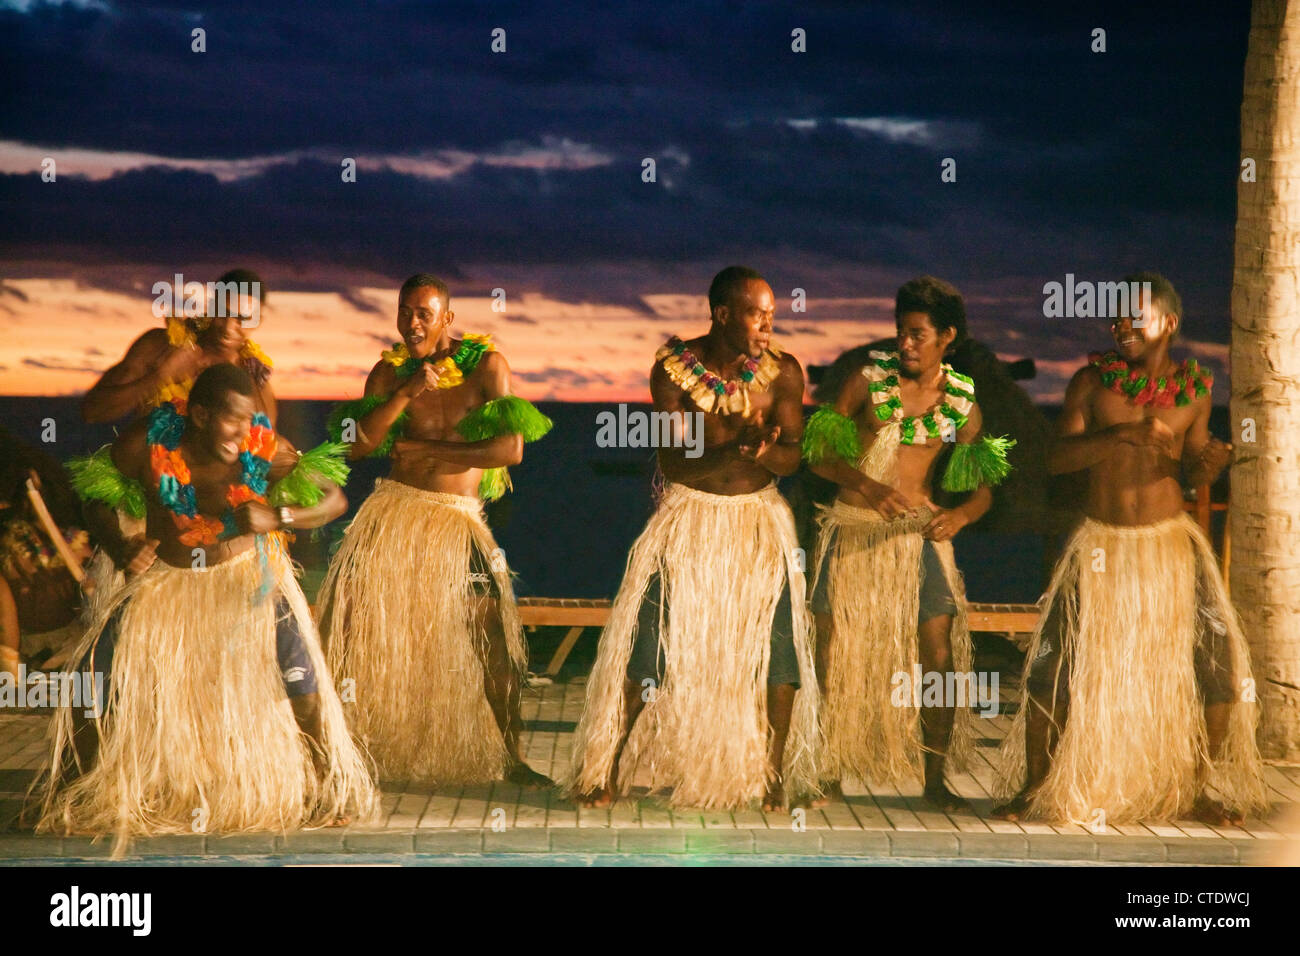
[896,311,953,378]
[193,391,255,464]
[397,286,450,358]
[1112,289,1174,361]
[203,312,249,355]
[715,279,775,359]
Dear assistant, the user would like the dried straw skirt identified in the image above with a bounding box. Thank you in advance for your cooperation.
[80,512,141,628]
[36,542,378,846]
[317,478,525,784]
[811,499,976,786]
[565,482,818,808]
[997,513,1266,823]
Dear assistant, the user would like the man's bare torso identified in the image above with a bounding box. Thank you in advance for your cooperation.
[652,334,796,496]
[1079,367,1198,525]
[838,368,947,509]
[377,357,488,497]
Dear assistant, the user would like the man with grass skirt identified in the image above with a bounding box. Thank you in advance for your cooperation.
[803,276,1013,811]
[567,266,818,812]
[994,273,1264,828]
[318,274,553,788]
[38,363,376,851]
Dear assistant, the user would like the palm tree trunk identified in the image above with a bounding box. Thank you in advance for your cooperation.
[1231,0,1300,760]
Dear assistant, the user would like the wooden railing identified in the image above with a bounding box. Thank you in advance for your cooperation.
[518,596,1043,678]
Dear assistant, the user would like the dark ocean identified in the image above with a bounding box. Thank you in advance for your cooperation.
[3,397,1229,604]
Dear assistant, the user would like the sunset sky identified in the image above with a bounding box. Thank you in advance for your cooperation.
[0,1,1250,405]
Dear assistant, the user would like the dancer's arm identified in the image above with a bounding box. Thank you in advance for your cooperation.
[81,329,191,423]
[738,353,804,477]
[236,437,347,533]
[100,422,158,574]
[390,353,527,469]
[804,371,914,515]
[923,404,994,542]
[650,361,745,483]
[342,362,421,459]
[1181,393,1231,487]
[1047,366,1174,474]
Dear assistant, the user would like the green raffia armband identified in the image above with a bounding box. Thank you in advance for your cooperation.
[66,445,147,519]
[455,396,554,502]
[326,395,409,459]
[801,405,862,465]
[941,435,1016,492]
[455,396,554,443]
[269,441,351,508]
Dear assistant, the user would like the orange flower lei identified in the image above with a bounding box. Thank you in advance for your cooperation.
[147,402,277,547]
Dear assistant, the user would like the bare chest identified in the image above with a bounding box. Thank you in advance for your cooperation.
[403,384,482,438]
[1091,389,1197,433]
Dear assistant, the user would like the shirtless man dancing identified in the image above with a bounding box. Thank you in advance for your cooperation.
[994,272,1265,827]
[82,268,275,424]
[319,274,553,787]
[40,363,375,844]
[567,266,819,812]
[803,276,1012,810]
[74,269,277,623]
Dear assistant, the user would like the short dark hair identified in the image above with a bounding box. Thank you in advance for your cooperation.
[708,265,765,312]
[215,268,265,303]
[188,363,255,415]
[895,275,967,348]
[1120,270,1182,326]
[399,273,450,304]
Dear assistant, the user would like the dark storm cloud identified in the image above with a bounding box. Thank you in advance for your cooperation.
[0,0,1250,343]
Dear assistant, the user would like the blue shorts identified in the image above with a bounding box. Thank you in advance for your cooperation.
[86,594,319,700]
[811,529,956,622]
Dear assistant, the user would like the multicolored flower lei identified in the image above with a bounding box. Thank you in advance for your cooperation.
[655,335,784,415]
[1089,350,1212,408]
[381,333,495,389]
[146,401,276,547]
[861,351,976,445]
[150,315,274,413]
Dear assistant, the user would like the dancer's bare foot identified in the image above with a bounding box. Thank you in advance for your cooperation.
[762,780,785,812]
[923,782,970,813]
[991,787,1036,822]
[1189,794,1246,829]
[809,780,842,809]
[504,761,554,790]
[325,814,351,828]
[578,786,613,809]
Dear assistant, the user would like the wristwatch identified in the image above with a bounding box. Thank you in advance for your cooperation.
[277,506,294,528]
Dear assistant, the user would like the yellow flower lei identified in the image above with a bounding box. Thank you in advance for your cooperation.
[381,333,494,390]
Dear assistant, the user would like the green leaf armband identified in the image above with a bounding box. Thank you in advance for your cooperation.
[454,397,553,503]
[66,445,147,519]
[801,405,862,466]
[941,435,1016,492]
[269,441,351,508]
[455,396,554,443]
[327,395,409,459]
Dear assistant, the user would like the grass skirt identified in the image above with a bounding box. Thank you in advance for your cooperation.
[997,513,1266,823]
[811,499,975,786]
[35,544,378,847]
[80,511,141,628]
[317,478,525,784]
[565,482,818,808]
